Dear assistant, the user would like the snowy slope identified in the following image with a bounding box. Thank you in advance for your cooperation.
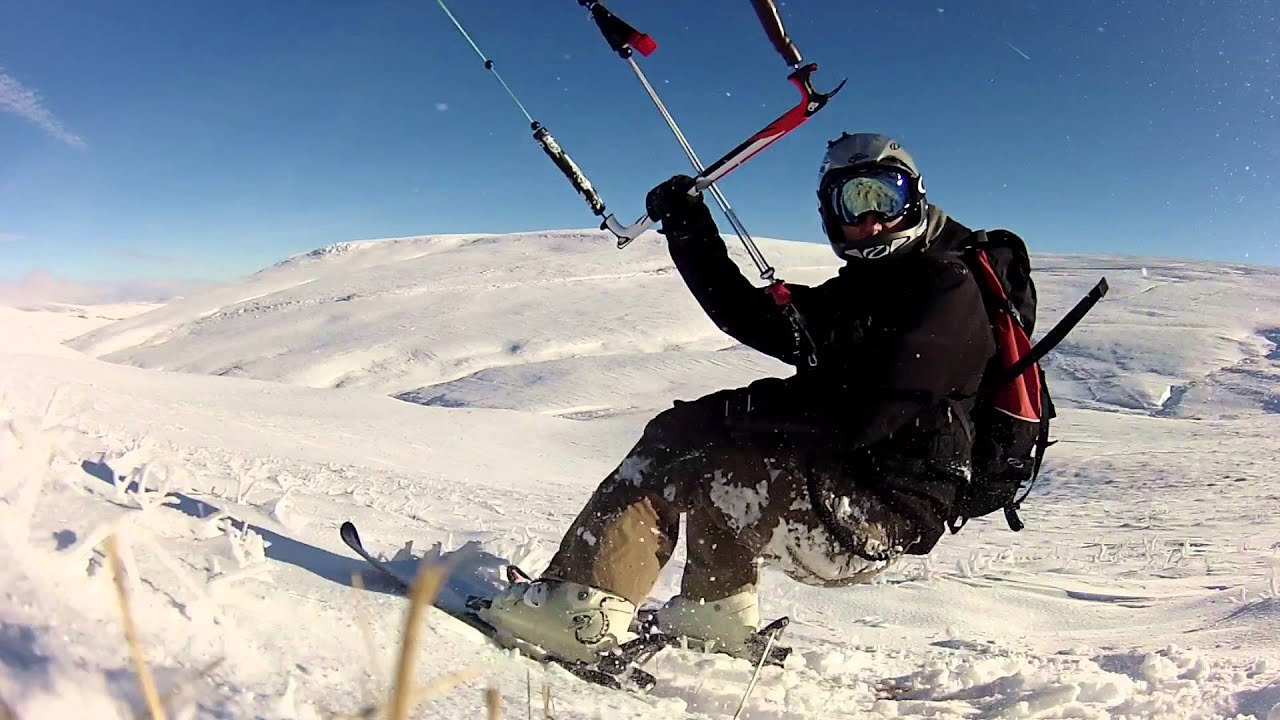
[69,231,1280,420]
[3,231,1280,719]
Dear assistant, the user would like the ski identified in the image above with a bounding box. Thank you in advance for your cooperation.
[339,521,656,691]
[339,521,790,690]
[340,520,412,593]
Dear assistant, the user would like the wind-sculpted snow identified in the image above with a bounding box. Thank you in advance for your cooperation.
[70,233,1280,421]
[3,238,1279,718]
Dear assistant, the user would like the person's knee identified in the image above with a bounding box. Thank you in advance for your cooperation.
[646,403,687,435]
[647,390,734,440]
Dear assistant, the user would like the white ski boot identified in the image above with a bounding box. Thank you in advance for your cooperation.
[477,579,638,665]
[653,589,760,659]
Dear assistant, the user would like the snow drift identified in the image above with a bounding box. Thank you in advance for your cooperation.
[1,230,1277,719]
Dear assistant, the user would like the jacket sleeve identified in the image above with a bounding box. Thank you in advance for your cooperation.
[666,223,812,365]
[746,257,994,450]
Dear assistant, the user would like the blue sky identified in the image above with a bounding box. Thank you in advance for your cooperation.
[1,0,1276,300]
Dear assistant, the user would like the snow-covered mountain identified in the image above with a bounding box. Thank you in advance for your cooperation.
[3,230,1279,719]
[70,230,1280,421]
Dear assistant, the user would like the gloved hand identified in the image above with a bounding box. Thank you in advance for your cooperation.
[645,175,715,237]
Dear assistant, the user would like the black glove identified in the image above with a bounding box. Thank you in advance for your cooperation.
[645,175,715,237]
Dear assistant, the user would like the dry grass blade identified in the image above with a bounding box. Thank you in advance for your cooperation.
[412,665,483,702]
[157,657,224,718]
[333,665,482,720]
[485,686,501,719]
[542,684,555,719]
[104,534,167,720]
[386,562,450,720]
[349,572,385,698]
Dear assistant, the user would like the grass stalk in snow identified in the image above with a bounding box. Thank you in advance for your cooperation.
[350,572,386,702]
[335,560,483,719]
[104,533,167,720]
[485,686,501,719]
[519,672,558,719]
[334,665,482,720]
[158,658,224,718]
[334,655,482,719]
[408,666,484,708]
[542,683,556,719]
[387,560,449,720]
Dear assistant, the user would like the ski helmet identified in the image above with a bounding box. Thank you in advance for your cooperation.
[817,132,928,260]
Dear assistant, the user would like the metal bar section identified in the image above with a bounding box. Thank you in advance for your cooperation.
[623,56,773,277]
[533,124,606,215]
[437,0,609,218]
[605,65,843,248]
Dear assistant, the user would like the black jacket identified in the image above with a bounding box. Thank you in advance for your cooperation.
[666,206,996,553]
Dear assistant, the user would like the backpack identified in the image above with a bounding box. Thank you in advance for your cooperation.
[948,230,1109,533]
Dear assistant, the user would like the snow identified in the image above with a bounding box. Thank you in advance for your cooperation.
[708,470,767,531]
[2,229,1279,719]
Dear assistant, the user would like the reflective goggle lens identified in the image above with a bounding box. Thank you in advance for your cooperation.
[831,170,911,224]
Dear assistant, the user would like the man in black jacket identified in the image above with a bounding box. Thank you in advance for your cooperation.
[478,132,996,665]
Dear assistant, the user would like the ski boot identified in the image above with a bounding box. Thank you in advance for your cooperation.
[475,575,639,666]
[648,590,792,666]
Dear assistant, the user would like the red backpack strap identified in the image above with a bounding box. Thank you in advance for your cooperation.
[973,249,1042,421]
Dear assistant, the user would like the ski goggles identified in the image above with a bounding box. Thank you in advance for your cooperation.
[821,168,917,225]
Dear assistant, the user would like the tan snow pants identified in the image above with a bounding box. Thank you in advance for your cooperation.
[541,389,909,606]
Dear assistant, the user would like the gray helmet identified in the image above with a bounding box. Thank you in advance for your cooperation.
[817,132,928,260]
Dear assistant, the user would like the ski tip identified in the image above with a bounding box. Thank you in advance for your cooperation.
[339,521,360,545]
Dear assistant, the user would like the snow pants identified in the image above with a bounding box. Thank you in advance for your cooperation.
[541,388,939,606]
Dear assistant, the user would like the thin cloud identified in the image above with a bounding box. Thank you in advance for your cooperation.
[0,233,22,244]
[0,269,206,306]
[0,67,86,149]
[435,102,449,112]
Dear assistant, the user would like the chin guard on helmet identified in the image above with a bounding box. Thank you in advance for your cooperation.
[817,133,929,260]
